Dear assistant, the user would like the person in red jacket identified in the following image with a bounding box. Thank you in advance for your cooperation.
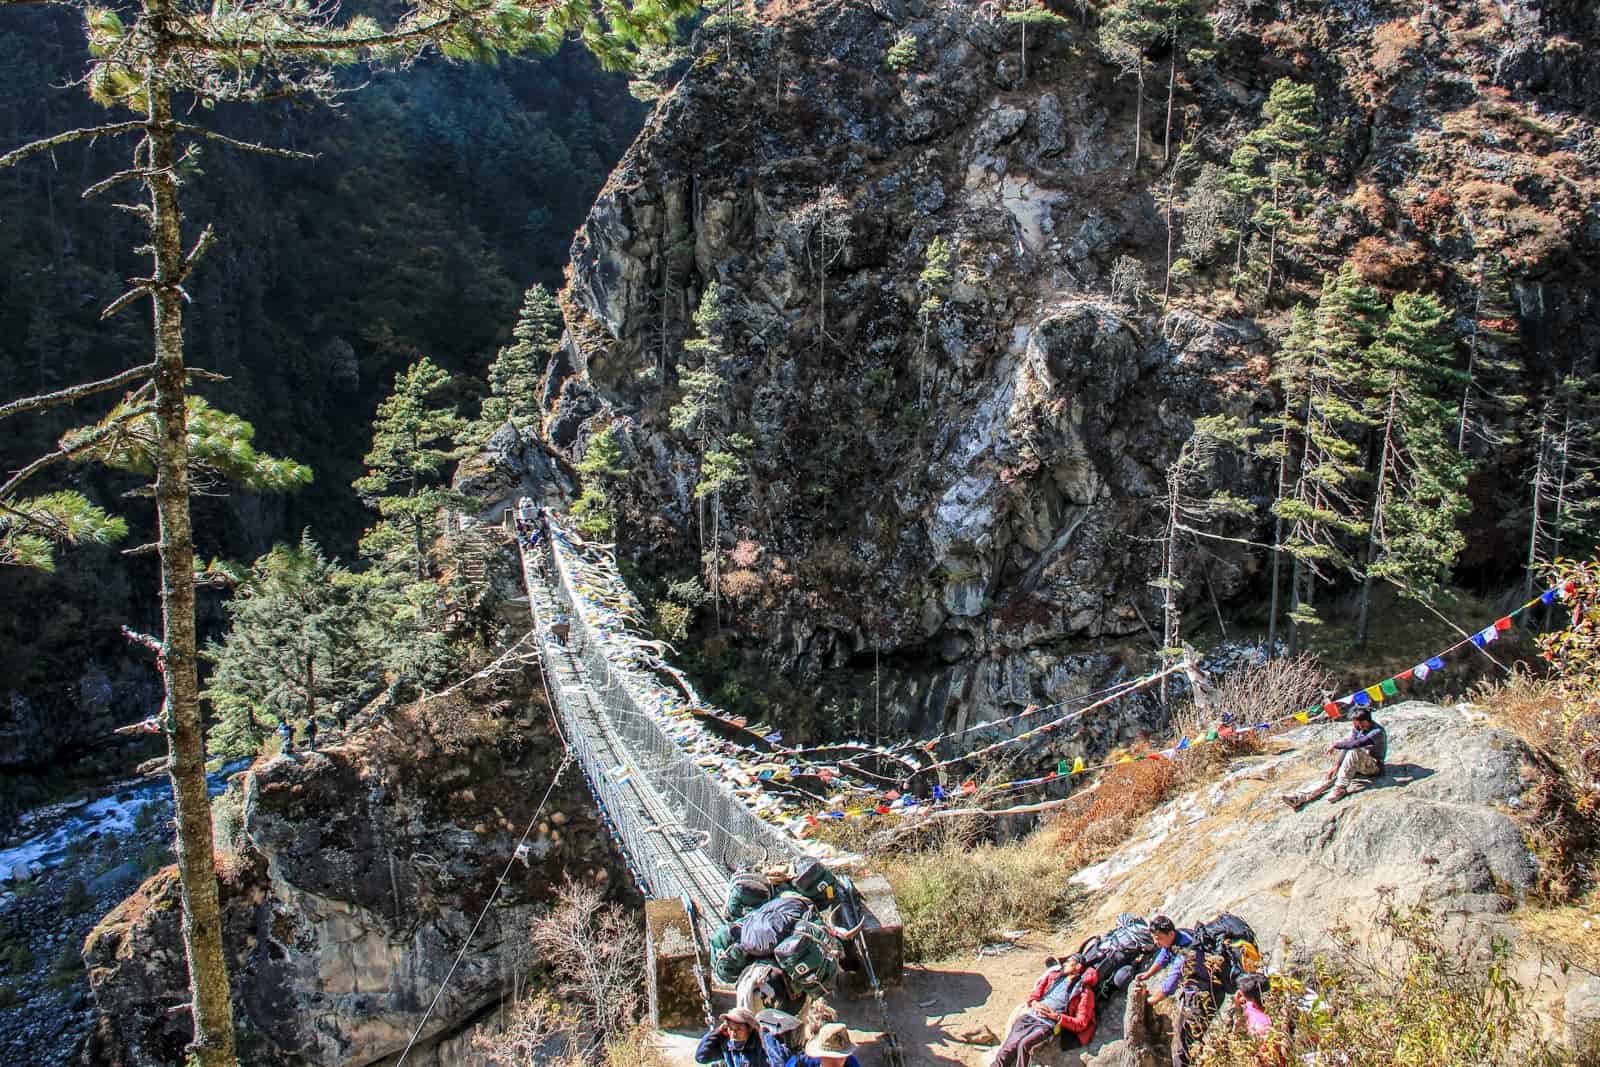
[990,953,1100,1067]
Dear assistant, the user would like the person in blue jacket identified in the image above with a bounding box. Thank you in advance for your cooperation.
[1282,706,1387,809]
[695,1007,785,1067]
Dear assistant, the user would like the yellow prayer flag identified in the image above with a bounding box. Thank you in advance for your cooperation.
[1364,684,1385,704]
[1071,756,1085,774]
[1294,712,1310,724]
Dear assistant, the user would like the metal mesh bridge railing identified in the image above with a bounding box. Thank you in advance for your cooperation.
[540,528,802,875]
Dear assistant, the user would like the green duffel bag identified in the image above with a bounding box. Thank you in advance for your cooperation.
[725,872,774,922]
[773,920,839,997]
[710,922,750,984]
[791,856,847,908]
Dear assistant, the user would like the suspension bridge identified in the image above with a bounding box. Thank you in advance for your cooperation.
[517,510,905,1027]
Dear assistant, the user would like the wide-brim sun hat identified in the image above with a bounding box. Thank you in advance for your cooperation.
[804,1022,858,1059]
[720,1007,758,1029]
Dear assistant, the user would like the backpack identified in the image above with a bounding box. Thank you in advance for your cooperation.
[739,893,815,958]
[726,872,775,922]
[773,918,839,997]
[791,856,848,909]
[1076,913,1156,1001]
[710,922,750,984]
[1193,912,1261,994]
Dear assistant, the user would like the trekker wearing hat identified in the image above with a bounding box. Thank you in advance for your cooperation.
[786,1022,862,1067]
[695,1007,785,1067]
[990,952,1099,1067]
[1281,707,1387,810]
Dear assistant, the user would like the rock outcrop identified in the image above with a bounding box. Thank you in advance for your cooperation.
[83,672,627,1067]
[539,0,1272,747]
[1065,701,1566,1065]
[525,0,1600,751]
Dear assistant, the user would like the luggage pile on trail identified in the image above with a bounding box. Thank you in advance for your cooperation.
[707,858,866,1012]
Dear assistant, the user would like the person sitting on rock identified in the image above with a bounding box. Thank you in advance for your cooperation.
[277,719,294,754]
[989,952,1099,1067]
[783,1022,863,1067]
[1281,706,1386,810]
[696,1007,785,1067]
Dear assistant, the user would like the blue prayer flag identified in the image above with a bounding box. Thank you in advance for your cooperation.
[1541,589,1558,604]
[1353,691,1371,707]
[1177,737,1190,750]
[1426,657,1445,671]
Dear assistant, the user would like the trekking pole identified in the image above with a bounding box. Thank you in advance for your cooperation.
[682,894,718,1029]
[854,930,906,1067]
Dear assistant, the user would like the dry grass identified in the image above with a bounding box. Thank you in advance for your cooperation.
[1050,757,1183,870]
[880,824,1077,962]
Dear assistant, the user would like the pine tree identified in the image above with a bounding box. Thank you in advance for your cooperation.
[1099,0,1158,175]
[1,0,697,1058]
[671,283,736,546]
[1523,374,1600,599]
[788,187,852,341]
[355,357,473,581]
[1151,414,1258,702]
[1456,254,1526,450]
[482,283,562,431]
[1226,79,1323,299]
[572,424,632,540]
[695,436,751,631]
[204,533,371,758]
[1003,2,1073,84]
[1271,266,1379,652]
[1355,292,1473,646]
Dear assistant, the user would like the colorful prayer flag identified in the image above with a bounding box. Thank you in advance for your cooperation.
[1323,702,1341,718]
[1426,656,1445,671]
[1396,669,1414,682]
[1177,737,1190,750]
[1058,759,1070,776]
[1379,678,1400,698]
[961,780,977,794]
[1071,757,1085,774]
[1494,616,1513,631]
[1353,691,1371,707]
[1541,589,1558,604]
[1295,712,1310,724]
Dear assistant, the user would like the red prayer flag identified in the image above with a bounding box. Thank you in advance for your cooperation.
[961,779,977,794]
[1396,669,1414,681]
[1323,702,1342,719]
[1494,616,1513,631]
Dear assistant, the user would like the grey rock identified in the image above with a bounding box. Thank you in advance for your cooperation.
[1071,704,1542,965]
[1034,91,1066,156]
[914,177,946,215]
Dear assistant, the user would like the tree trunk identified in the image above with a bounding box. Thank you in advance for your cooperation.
[146,56,238,1067]
[1130,69,1143,176]
[1287,555,1303,657]
[1524,413,1548,601]
[1355,387,1399,649]
[1163,42,1176,164]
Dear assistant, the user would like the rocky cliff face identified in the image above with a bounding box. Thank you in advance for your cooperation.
[82,671,627,1067]
[528,0,1600,746]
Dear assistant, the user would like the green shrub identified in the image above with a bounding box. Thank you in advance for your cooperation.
[886,32,919,72]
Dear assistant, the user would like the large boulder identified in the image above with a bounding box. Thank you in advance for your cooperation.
[83,674,628,1067]
[1070,702,1539,961]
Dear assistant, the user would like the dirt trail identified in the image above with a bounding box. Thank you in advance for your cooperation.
[657,934,1096,1066]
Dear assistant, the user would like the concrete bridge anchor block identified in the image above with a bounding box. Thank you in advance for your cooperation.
[646,897,704,1030]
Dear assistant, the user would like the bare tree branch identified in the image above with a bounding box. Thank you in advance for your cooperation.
[0,363,155,423]
[174,123,317,160]
[0,122,147,171]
